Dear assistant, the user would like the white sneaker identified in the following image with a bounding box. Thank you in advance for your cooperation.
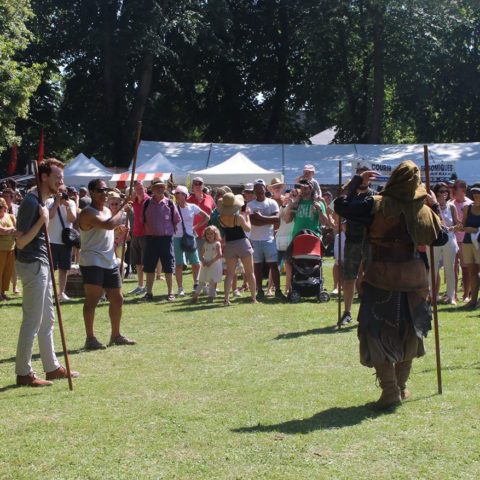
[177,287,185,297]
[331,288,339,295]
[233,289,242,297]
[59,292,72,302]
[128,286,142,295]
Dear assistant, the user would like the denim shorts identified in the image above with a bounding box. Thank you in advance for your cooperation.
[251,239,278,264]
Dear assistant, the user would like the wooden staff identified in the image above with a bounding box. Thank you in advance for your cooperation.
[424,144,443,394]
[119,121,142,278]
[33,161,73,391]
[337,160,343,326]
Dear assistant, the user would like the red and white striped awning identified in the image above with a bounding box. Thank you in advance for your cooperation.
[109,172,171,189]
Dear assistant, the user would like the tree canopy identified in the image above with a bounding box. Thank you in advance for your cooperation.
[2,0,480,173]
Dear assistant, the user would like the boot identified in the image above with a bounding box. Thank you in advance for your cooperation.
[369,363,401,411]
[395,360,412,400]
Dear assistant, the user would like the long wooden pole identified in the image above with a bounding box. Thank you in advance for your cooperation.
[119,121,142,278]
[424,144,443,394]
[337,160,342,327]
[34,161,73,391]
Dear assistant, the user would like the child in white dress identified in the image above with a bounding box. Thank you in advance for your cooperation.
[192,226,223,303]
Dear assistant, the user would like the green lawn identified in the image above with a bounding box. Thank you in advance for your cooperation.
[0,260,479,479]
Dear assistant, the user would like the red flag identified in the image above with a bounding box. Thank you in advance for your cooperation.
[7,143,18,175]
[38,131,44,163]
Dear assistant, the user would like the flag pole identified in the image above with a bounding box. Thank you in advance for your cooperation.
[34,159,73,391]
[424,144,442,394]
[119,121,142,278]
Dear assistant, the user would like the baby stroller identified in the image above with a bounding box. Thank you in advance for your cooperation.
[287,230,330,303]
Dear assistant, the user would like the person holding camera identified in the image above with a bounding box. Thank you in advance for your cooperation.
[45,185,77,302]
[284,179,331,295]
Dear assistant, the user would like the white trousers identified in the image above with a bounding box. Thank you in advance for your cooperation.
[15,260,60,376]
[427,236,458,300]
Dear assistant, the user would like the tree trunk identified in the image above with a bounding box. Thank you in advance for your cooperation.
[117,51,154,167]
[368,4,385,144]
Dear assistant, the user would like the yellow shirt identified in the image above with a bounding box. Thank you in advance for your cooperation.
[0,214,15,251]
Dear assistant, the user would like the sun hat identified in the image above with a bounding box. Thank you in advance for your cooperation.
[174,185,189,196]
[151,177,166,186]
[217,193,244,215]
[303,164,315,172]
[267,177,286,192]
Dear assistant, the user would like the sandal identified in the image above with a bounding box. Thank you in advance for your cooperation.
[167,294,176,301]
[224,299,231,306]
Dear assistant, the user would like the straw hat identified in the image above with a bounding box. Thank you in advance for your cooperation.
[217,193,244,215]
[267,177,286,192]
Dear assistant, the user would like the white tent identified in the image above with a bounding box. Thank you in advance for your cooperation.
[63,154,112,186]
[190,152,284,185]
[109,172,171,189]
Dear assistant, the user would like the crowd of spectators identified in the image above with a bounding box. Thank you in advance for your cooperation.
[2,168,480,313]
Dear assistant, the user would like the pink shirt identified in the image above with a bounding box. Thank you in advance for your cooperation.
[450,198,472,243]
[143,197,181,236]
[132,194,150,236]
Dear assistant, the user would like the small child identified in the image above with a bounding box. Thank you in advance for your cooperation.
[192,226,223,303]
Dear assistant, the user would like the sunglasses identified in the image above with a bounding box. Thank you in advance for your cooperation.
[193,182,203,186]
[438,190,449,194]
[95,187,109,193]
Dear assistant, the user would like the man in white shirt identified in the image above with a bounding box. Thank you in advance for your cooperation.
[45,185,77,301]
[248,179,285,300]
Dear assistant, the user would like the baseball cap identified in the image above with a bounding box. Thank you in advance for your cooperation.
[303,164,315,172]
[174,185,189,196]
[254,179,266,188]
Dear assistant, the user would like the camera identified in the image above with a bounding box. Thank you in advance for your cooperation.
[61,192,69,200]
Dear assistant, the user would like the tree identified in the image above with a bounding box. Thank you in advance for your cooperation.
[0,0,43,162]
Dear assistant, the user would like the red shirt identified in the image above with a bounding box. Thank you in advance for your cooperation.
[187,193,216,238]
[132,194,150,236]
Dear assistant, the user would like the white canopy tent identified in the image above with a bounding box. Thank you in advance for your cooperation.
[63,154,112,187]
[189,152,284,186]
[124,141,480,187]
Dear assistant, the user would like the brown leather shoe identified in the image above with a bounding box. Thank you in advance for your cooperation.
[17,372,53,387]
[109,334,137,346]
[46,366,79,380]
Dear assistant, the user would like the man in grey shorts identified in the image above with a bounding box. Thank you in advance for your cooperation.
[129,181,149,295]
[338,165,374,327]
[15,158,79,386]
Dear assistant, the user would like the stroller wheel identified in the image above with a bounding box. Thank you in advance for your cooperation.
[288,290,301,303]
[318,290,330,303]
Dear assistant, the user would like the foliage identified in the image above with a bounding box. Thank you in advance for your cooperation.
[0,0,43,158]
[0,266,479,479]
[3,1,480,173]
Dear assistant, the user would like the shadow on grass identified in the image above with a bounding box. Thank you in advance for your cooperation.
[417,361,480,374]
[0,348,84,365]
[232,404,393,434]
[275,323,356,340]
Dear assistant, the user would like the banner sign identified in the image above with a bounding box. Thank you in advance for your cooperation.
[351,159,455,185]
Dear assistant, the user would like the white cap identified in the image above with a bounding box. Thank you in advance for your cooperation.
[174,185,189,196]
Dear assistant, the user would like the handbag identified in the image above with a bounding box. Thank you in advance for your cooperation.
[178,206,197,253]
[58,205,81,248]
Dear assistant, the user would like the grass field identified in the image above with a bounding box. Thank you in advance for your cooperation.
[0,260,479,479]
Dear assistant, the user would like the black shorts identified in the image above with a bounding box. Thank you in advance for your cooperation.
[80,265,122,289]
[51,243,72,271]
[143,235,174,274]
